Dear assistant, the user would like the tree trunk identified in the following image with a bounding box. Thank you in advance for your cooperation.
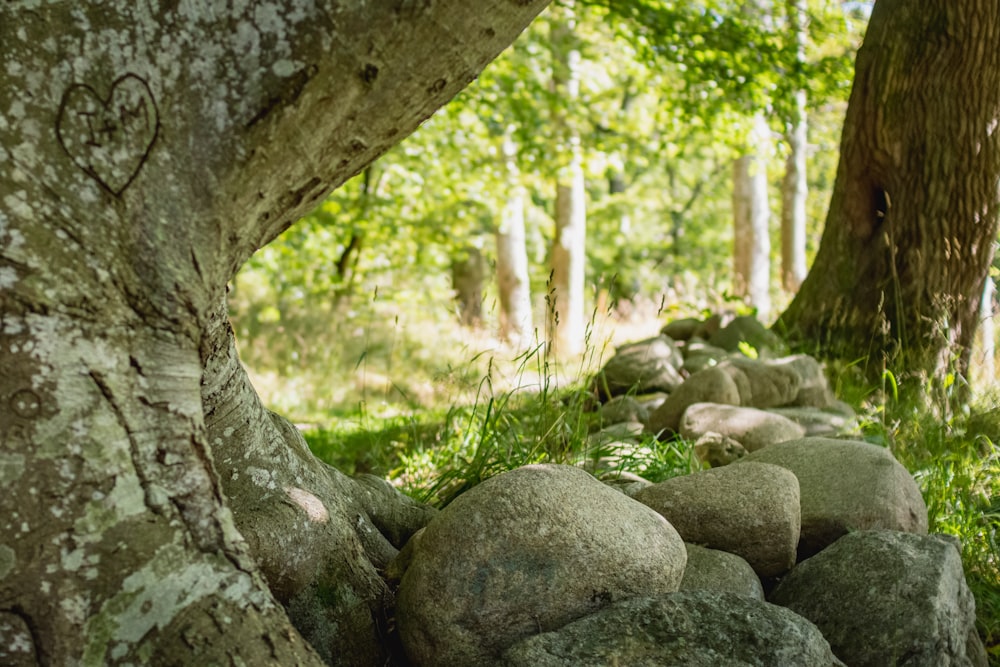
[548,4,588,357]
[451,245,486,326]
[0,1,549,663]
[976,275,996,384]
[777,0,1000,391]
[497,128,534,347]
[732,113,773,321]
[780,0,809,293]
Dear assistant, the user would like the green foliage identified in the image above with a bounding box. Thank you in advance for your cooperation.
[302,340,703,509]
[233,1,864,382]
[841,376,1000,661]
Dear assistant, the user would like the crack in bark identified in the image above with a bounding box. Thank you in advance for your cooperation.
[88,369,165,514]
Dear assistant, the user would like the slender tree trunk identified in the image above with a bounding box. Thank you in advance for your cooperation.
[777,0,1000,391]
[451,245,486,326]
[548,3,588,357]
[497,128,534,347]
[976,276,996,383]
[780,0,809,293]
[0,1,549,663]
[733,113,773,320]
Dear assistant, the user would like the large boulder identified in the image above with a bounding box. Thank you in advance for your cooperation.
[771,531,987,667]
[395,464,687,666]
[680,543,764,600]
[679,402,806,452]
[647,366,741,435]
[503,592,845,667]
[593,335,684,400]
[633,462,800,577]
[739,438,928,557]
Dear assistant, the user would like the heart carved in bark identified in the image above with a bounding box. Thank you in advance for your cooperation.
[56,73,159,196]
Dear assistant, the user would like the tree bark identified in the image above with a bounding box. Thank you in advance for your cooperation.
[777,0,1000,390]
[497,128,534,348]
[780,0,809,293]
[733,113,773,320]
[548,3,588,357]
[0,0,549,663]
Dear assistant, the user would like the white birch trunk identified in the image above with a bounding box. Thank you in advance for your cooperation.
[497,129,534,348]
[733,113,773,321]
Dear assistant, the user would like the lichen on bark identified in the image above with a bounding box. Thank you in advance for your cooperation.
[1,0,550,663]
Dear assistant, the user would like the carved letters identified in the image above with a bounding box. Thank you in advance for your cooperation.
[56,73,159,196]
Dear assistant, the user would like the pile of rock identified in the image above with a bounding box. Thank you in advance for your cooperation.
[388,315,987,666]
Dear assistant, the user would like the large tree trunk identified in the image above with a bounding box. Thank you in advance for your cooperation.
[777,0,1000,390]
[733,113,773,321]
[0,1,549,664]
[497,128,534,348]
[547,3,588,357]
[780,0,809,293]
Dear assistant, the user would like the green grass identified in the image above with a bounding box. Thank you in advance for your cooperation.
[825,355,1000,662]
[303,356,1000,663]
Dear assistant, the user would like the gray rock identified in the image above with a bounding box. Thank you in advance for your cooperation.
[718,356,802,408]
[771,531,987,667]
[767,354,835,407]
[680,402,806,452]
[593,335,684,399]
[647,366,741,435]
[681,543,764,600]
[585,421,645,447]
[598,395,649,426]
[503,592,845,667]
[740,438,928,557]
[635,392,668,414]
[693,431,748,467]
[633,462,800,577]
[396,464,687,666]
[693,312,734,340]
[683,340,731,359]
[769,405,858,436]
[599,470,653,498]
[661,316,702,341]
[682,353,721,374]
[708,315,785,354]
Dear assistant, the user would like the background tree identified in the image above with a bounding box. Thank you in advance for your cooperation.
[780,0,810,292]
[229,0,862,415]
[548,1,589,356]
[0,1,548,663]
[497,127,535,347]
[777,0,1000,392]
[732,112,774,319]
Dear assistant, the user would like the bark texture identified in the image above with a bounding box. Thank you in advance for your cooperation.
[777,0,1000,387]
[0,0,548,663]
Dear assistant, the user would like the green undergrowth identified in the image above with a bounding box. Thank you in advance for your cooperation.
[849,387,1000,662]
[305,343,703,507]
[304,354,1000,662]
